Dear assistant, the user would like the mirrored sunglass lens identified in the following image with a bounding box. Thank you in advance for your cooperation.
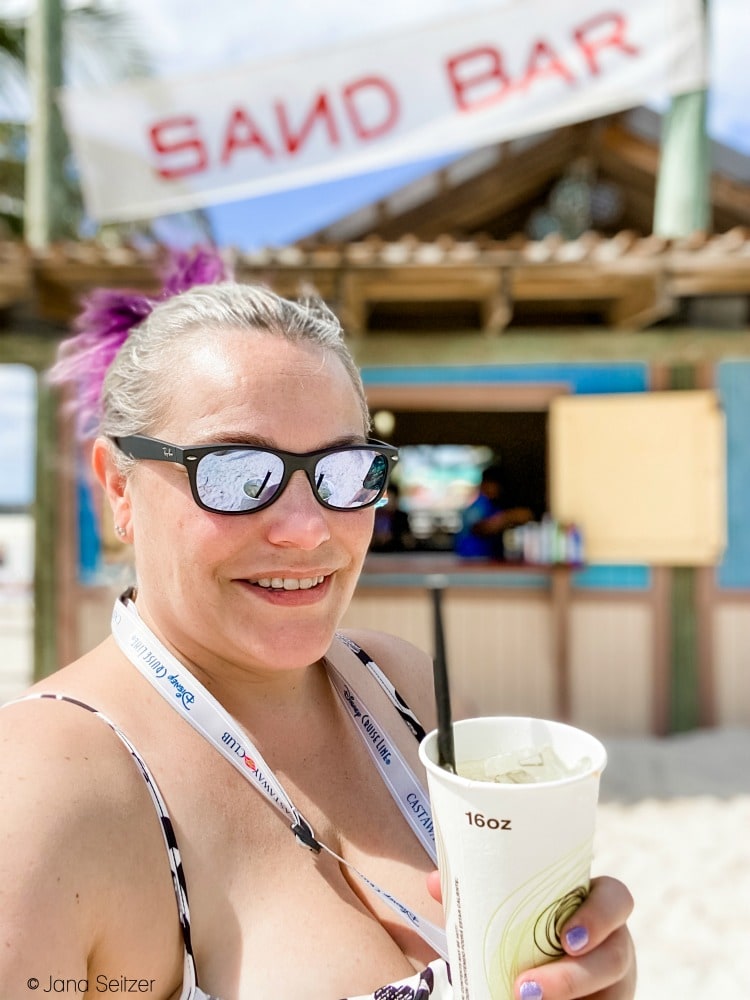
[196,450,284,511]
[315,450,388,509]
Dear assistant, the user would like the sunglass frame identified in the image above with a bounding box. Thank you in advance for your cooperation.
[112,434,399,514]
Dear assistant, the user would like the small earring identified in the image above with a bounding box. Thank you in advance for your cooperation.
[115,524,127,539]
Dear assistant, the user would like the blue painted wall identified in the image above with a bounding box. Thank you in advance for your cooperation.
[717,360,750,589]
[363,362,649,395]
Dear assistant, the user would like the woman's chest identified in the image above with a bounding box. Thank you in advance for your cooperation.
[163,730,443,998]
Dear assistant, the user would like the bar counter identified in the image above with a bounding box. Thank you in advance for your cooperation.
[350,552,579,721]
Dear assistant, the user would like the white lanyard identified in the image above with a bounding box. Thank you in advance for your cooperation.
[325,660,436,860]
[111,593,447,959]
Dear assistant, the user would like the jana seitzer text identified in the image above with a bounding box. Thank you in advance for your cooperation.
[27,975,156,993]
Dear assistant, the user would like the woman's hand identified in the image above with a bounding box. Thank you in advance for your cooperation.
[426,872,635,1000]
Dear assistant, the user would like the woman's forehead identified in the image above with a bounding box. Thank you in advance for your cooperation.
[166,333,344,398]
[160,333,364,438]
[187,329,326,373]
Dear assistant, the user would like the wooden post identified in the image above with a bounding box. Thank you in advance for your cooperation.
[24,0,67,248]
[549,566,572,721]
[25,0,68,678]
[650,567,672,736]
[653,2,711,238]
[667,364,701,732]
[32,376,62,680]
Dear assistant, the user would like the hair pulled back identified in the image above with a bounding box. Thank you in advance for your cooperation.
[98,282,370,467]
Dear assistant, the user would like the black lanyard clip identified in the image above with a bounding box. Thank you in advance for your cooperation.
[292,819,322,854]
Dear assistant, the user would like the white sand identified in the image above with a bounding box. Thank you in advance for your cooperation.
[595,729,750,999]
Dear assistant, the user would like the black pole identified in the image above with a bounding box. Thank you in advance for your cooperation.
[428,577,455,772]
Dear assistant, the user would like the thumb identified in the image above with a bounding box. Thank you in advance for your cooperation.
[426,869,442,903]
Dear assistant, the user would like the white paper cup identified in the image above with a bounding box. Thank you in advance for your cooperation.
[419,716,607,1000]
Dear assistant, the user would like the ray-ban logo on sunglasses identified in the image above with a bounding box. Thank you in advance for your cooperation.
[161,446,174,458]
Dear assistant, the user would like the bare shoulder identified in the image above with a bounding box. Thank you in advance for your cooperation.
[338,627,437,731]
[0,695,169,980]
[0,691,146,867]
[0,689,164,855]
[1,687,124,785]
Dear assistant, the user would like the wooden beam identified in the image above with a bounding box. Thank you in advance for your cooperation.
[338,265,510,336]
[315,126,589,242]
[365,383,569,413]
[0,243,31,308]
[32,246,161,323]
[595,121,661,182]
[710,174,750,227]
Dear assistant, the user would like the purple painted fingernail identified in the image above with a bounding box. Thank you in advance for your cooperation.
[519,982,543,1000]
[565,925,589,951]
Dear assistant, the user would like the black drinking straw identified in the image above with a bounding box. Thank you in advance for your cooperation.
[428,578,456,773]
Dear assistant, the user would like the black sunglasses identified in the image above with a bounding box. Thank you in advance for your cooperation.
[111,434,399,514]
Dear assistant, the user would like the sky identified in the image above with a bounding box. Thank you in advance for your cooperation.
[1,0,749,505]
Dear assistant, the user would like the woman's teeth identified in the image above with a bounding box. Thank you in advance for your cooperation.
[255,576,326,591]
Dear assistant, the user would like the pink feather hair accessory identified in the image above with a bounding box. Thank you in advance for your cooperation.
[49,245,231,440]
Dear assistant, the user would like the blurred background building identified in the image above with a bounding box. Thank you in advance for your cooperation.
[1,0,749,737]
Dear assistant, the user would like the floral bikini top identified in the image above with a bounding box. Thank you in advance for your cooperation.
[8,615,452,1000]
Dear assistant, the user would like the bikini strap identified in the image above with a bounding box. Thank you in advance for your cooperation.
[334,632,427,742]
[1,693,202,998]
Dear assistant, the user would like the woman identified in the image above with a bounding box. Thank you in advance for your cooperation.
[0,266,635,999]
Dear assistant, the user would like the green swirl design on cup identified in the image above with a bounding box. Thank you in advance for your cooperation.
[483,838,593,1000]
[533,884,589,959]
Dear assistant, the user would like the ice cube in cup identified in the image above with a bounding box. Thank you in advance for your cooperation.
[458,744,592,784]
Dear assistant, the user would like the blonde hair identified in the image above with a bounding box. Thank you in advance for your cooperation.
[99,282,370,469]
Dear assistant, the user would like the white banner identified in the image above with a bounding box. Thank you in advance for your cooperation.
[60,0,707,223]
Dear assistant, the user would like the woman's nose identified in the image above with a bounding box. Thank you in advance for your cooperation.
[263,470,331,548]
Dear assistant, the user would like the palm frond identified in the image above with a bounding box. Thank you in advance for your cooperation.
[0,157,25,190]
[0,4,213,243]
[65,4,152,86]
[0,21,24,64]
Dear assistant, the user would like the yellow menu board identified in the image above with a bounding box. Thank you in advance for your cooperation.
[550,390,726,565]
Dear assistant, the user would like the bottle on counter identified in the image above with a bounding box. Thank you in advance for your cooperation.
[504,517,585,566]
[565,523,585,566]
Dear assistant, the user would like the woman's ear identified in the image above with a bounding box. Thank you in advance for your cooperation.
[91,437,131,533]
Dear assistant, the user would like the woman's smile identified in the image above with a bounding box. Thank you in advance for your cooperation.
[235,571,334,604]
[254,575,326,590]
